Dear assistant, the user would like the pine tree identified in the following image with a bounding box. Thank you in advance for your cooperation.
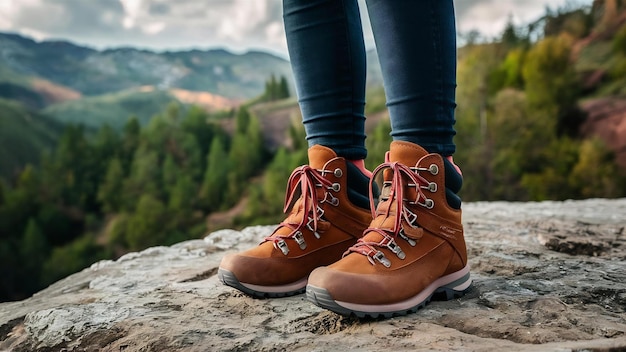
[269,74,278,100]
[125,194,168,250]
[279,76,290,99]
[168,174,196,214]
[122,147,161,210]
[200,137,228,211]
[235,107,251,134]
[20,218,48,283]
[98,158,125,213]
[161,155,179,196]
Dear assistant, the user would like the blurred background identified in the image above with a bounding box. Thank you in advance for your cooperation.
[0,0,625,302]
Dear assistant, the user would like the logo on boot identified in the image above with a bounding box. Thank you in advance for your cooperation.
[439,225,461,240]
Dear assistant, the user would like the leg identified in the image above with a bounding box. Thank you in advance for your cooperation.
[284,0,367,160]
[306,0,471,318]
[367,0,458,156]
[219,0,375,297]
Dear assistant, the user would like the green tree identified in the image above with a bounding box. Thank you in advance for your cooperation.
[200,137,228,211]
[181,106,223,162]
[121,117,141,172]
[235,107,251,134]
[98,158,125,213]
[279,76,290,99]
[268,74,278,100]
[168,174,196,213]
[523,35,582,137]
[122,147,161,210]
[161,155,179,195]
[20,218,48,289]
[125,194,168,250]
[177,133,203,182]
[569,138,626,198]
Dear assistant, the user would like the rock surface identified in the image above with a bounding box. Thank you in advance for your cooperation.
[1,199,626,352]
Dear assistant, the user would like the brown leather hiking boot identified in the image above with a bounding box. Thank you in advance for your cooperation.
[306,141,471,317]
[218,145,373,298]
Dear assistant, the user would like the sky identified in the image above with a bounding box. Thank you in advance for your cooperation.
[0,0,593,58]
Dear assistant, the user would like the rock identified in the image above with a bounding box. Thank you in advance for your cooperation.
[1,199,626,352]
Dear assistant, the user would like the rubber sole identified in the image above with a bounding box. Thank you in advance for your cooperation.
[306,265,472,318]
[218,268,306,298]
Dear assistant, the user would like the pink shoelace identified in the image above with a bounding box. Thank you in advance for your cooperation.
[264,165,338,255]
[347,161,437,266]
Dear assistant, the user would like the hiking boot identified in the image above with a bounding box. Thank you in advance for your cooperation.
[218,145,374,298]
[306,141,471,317]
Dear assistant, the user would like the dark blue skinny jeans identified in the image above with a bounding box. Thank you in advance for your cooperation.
[283,0,458,159]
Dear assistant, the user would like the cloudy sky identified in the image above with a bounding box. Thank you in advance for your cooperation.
[0,0,592,57]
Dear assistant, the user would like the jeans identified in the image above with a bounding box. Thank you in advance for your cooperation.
[283,0,458,159]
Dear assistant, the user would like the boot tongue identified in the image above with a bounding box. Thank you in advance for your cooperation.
[308,145,338,169]
[388,140,429,166]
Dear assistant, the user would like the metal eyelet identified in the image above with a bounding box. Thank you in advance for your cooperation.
[428,182,437,192]
[330,197,339,206]
[334,168,343,177]
[294,231,307,250]
[276,240,289,255]
[399,229,417,246]
[373,251,391,267]
[387,239,406,259]
[429,164,439,175]
[331,183,341,192]
[424,199,435,209]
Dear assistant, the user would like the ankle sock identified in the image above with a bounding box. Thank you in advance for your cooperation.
[345,161,377,210]
[348,159,372,178]
[443,157,463,209]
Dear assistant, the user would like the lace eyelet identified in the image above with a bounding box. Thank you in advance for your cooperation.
[373,251,391,267]
[334,168,343,177]
[428,182,437,192]
[424,199,434,209]
[276,240,289,255]
[429,164,439,175]
[294,231,307,250]
[331,183,340,192]
[387,239,406,259]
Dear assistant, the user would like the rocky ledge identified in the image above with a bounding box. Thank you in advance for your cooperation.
[1,199,625,352]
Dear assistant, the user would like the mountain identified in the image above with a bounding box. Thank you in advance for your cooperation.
[0,33,293,101]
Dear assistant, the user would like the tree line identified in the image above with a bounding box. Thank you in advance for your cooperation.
[0,104,266,301]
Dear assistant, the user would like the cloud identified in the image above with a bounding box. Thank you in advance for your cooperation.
[0,0,592,55]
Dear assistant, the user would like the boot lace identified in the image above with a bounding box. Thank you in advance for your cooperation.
[264,165,340,255]
[347,161,438,267]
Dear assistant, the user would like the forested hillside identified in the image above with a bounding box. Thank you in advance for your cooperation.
[0,1,625,302]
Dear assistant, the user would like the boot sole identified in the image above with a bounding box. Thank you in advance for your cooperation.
[306,264,471,318]
[218,268,307,298]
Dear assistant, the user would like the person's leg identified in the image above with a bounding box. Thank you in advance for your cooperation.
[284,0,367,161]
[219,0,375,298]
[366,0,458,157]
[367,0,463,207]
[306,0,471,318]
